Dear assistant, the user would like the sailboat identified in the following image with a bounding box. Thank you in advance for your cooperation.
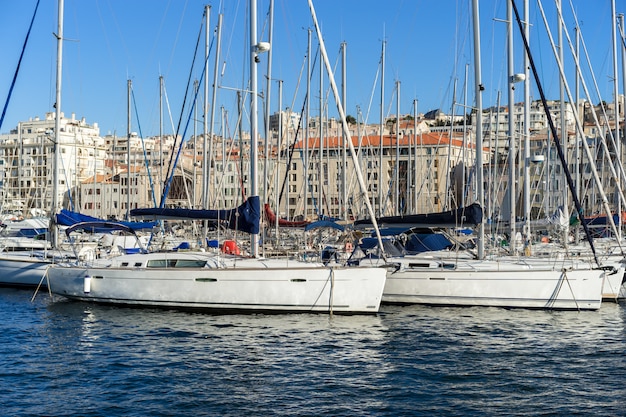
[0,0,71,288]
[353,0,612,311]
[46,0,386,314]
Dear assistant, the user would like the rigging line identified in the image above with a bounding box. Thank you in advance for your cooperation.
[161,79,178,137]
[510,0,599,266]
[262,49,307,210]
[162,11,210,200]
[558,14,626,229]
[130,88,156,208]
[0,0,41,131]
[161,59,212,208]
[277,50,319,210]
[161,61,211,208]
[161,21,214,207]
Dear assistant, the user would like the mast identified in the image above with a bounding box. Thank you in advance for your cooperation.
[319,39,324,217]
[50,0,64,247]
[159,75,164,205]
[307,0,385,256]
[446,78,457,210]
[193,79,198,207]
[557,0,569,248]
[463,64,469,205]
[522,0,531,252]
[506,0,517,254]
[611,0,621,241]
[412,99,418,213]
[341,41,348,221]
[263,0,274,203]
[621,12,626,239]
[203,5,211,209]
[378,39,386,216]
[249,0,260,257]
[304,28,311,219]
[275,79,283,236]
[472,0,485,260]
[126,79,131,221]
[395,80,400,215]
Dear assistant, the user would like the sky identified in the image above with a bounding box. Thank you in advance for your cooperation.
[0,0,623,138]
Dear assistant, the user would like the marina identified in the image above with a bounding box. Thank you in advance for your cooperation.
[2,0,626,413]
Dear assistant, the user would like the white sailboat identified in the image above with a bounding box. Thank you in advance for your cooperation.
[46,0,386,314]
[352,0,610,311]
[0,0,68,288]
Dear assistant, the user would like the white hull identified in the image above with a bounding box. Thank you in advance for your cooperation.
[47,252,386,314]
[360,255,607,310]
[0,254,51,287]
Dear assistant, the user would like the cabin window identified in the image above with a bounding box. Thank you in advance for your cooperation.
[146,259,206,268]
[174,260,207,268]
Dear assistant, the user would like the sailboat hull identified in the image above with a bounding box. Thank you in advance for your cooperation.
[363,256,607,310]
[47,252,386,314]
[0,254,51,287]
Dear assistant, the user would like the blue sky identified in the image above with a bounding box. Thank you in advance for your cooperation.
[0,0,622,137]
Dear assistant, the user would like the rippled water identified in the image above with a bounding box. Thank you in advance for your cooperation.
[1,287,625,416]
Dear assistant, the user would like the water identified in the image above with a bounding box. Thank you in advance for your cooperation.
[1,287,625,417]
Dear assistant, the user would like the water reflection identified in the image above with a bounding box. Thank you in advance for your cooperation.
[3,287,626,416]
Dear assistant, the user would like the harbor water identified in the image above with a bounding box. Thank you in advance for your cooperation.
[2,287,625,416]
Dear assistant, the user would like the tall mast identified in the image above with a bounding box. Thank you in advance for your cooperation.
[275,79,283,236]
[126,79,131,221]
[318,39,323,216]
[263,0,274,203]
[304,28,311,219]
[395,80,400,215]
[620,12,626,239]
[507,0,517,253]
[378,39,386,216]
[249,0,260,256]
[159,75,164,205]
[557,0,569,248]
[611,0,621,241]
[208,12,223,207]
[472,0,485,260]
[574,24,580,244]
[522,0,531,251]
[52,0,63,221]
[203,5,211,209]
[341,41,348,221]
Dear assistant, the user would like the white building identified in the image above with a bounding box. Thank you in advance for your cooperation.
[0,112,106,217]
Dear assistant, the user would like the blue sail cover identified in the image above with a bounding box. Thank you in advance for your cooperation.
[304,220,345,232]
[130,196,260,235]
[354,203,483,229]
[64,221,139,236]
[403,232,453,254]
[56,209,157,231]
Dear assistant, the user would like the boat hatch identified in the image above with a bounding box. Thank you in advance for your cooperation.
[146,259,208,268]
[120,261,145,268]
[290,278,307,282]
[408,263,432,268]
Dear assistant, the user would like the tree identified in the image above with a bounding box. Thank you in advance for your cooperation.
[346,115,357,125]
